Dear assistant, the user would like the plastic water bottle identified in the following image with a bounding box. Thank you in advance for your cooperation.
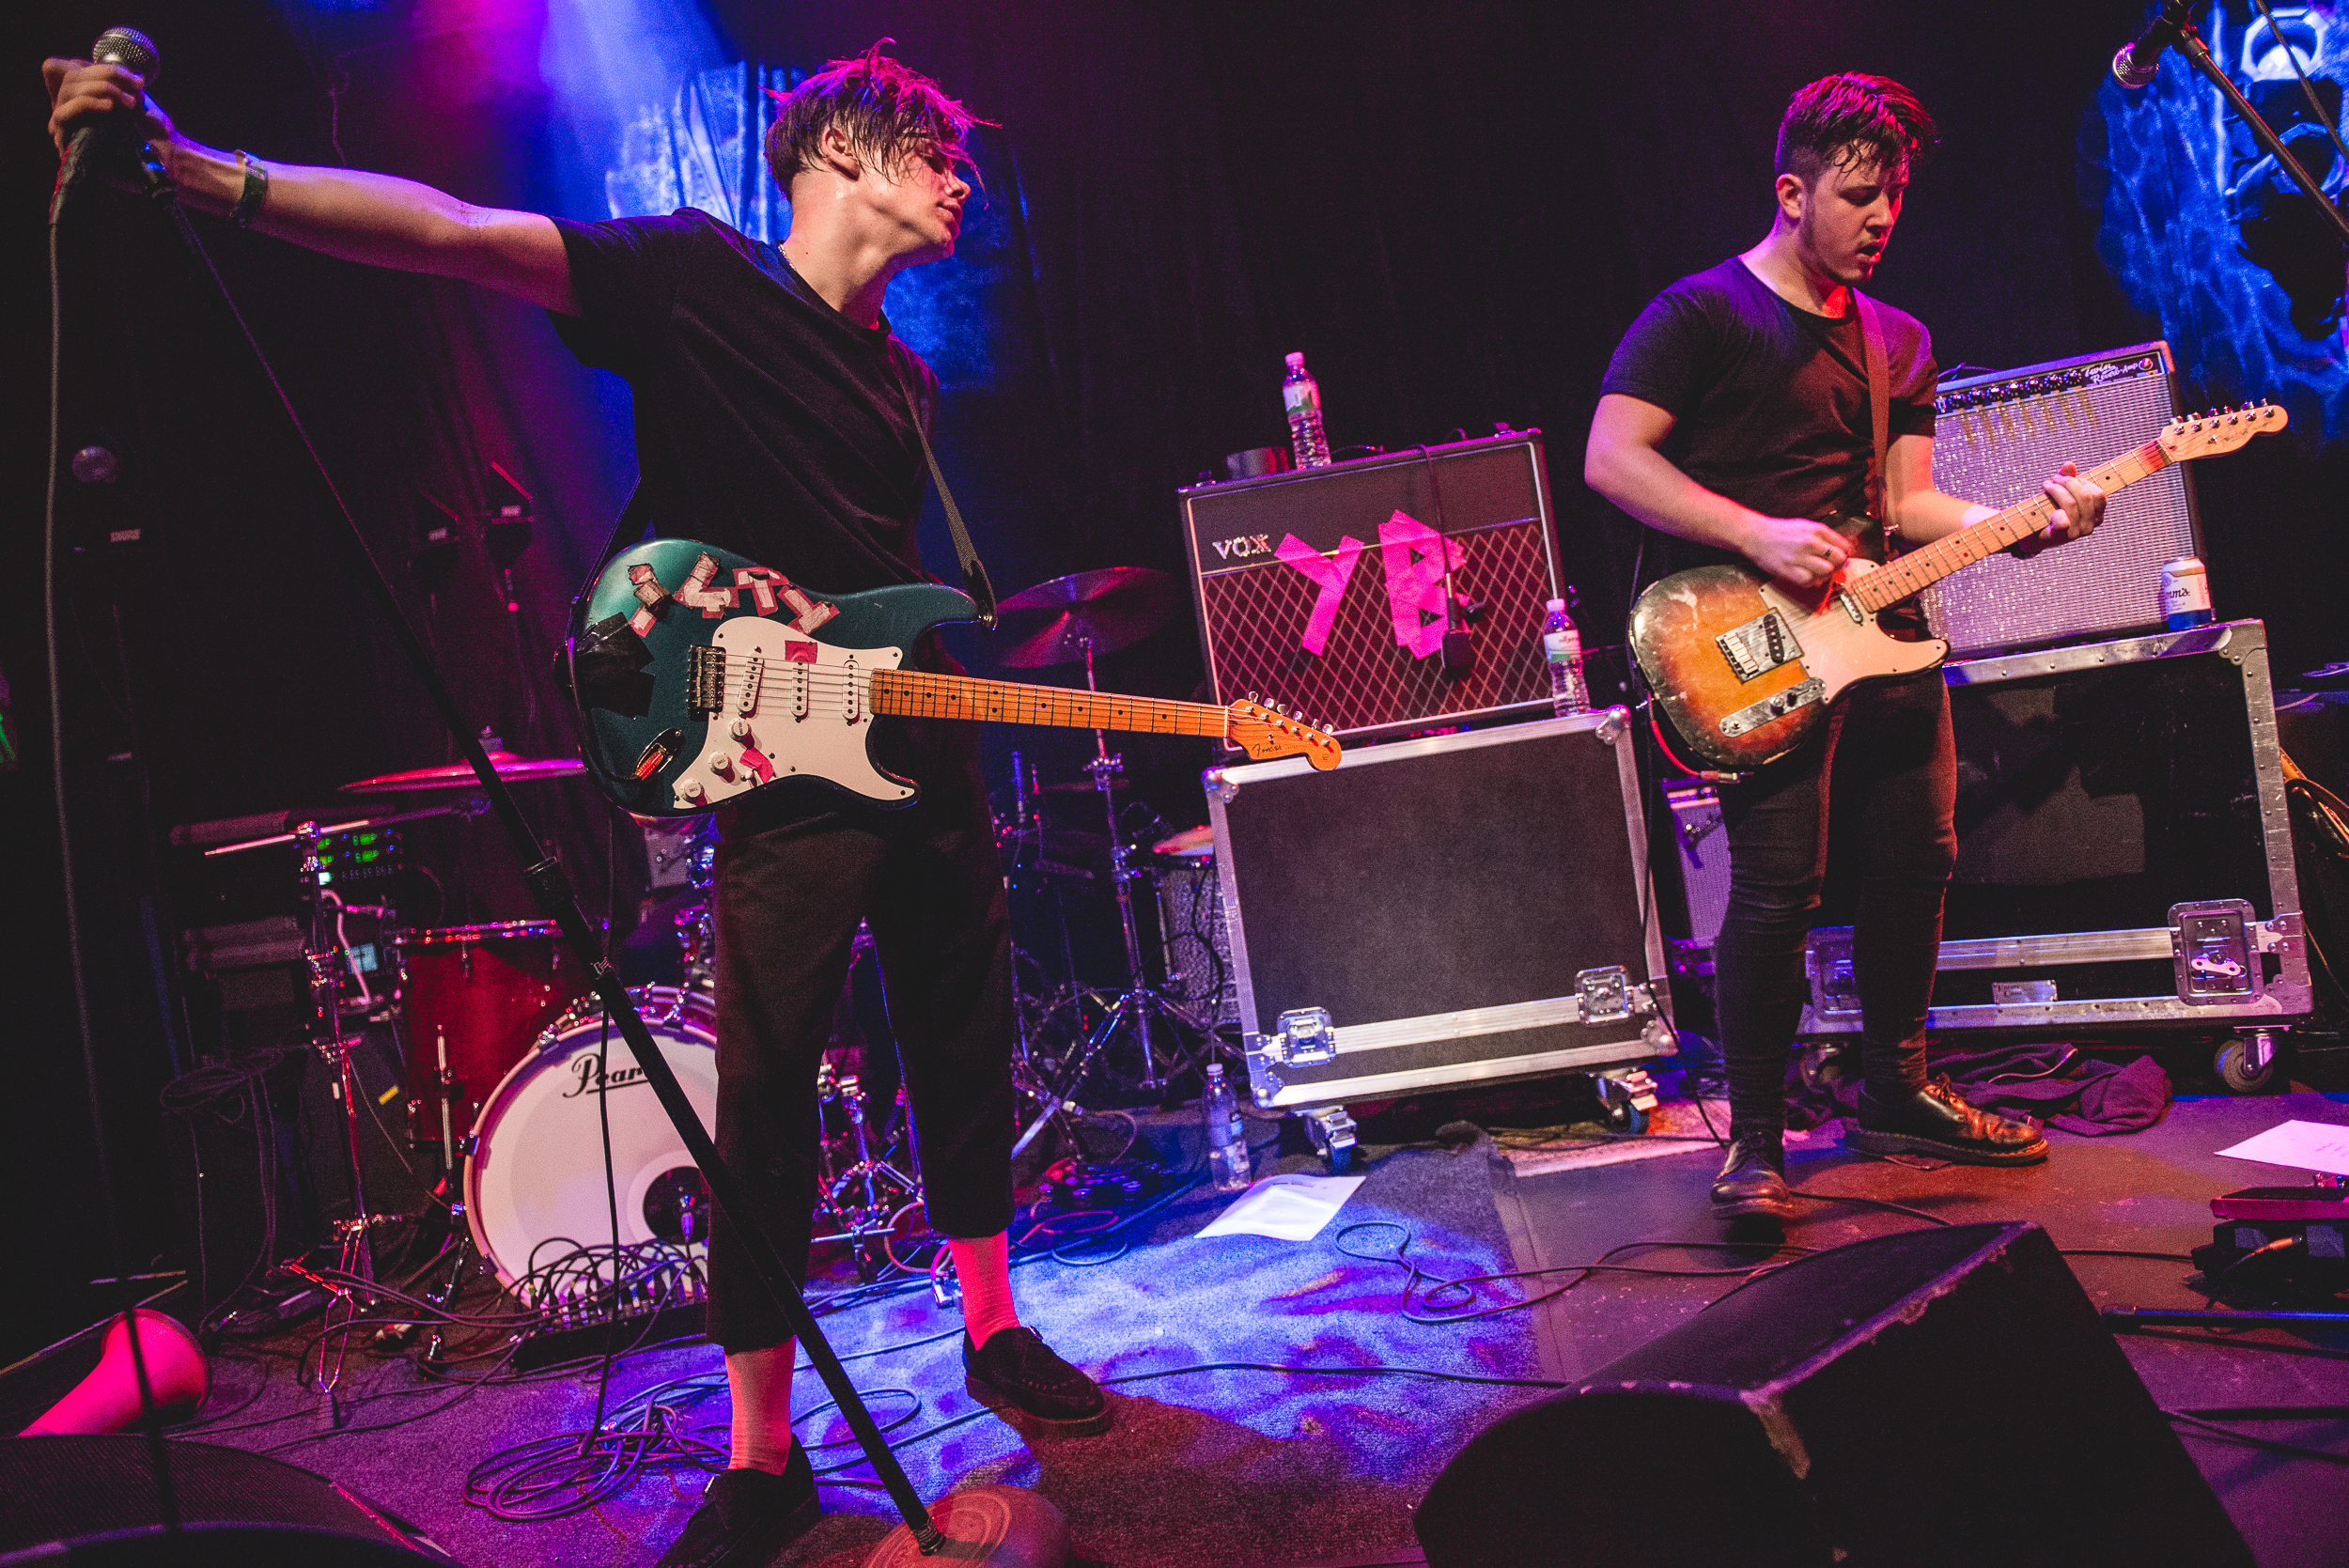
[1203,1063,1252,1192]
[1542,598,1590,716]
[1283,352,1332,470]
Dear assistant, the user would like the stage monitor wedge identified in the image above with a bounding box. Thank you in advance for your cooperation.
[1413,1221,2250,1568]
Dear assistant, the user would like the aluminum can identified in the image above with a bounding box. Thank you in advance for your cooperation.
[2161,557,2213,630]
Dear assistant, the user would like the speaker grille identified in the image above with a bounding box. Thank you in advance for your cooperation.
[1924,343,2196,657]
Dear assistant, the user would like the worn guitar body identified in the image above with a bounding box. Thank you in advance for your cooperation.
[1629,559,1945,772]
[1625,402,2288,773]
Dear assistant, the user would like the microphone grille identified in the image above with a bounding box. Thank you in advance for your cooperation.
[91,26,160,80]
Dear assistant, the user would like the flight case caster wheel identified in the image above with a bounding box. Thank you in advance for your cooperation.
[1301,1106,1357,1172]
[1596,1066,1658,1136]
[2215,1030,2281,1094]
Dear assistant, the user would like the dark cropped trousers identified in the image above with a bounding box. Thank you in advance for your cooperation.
[703,724,1016,1353]
[1711,664,1958,1140]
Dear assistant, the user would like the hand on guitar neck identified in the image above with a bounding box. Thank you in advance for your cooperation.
[2000,461,2106,561]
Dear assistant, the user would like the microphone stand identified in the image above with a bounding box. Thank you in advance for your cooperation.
[129,159,955,1554]
[2150,0,2349,247]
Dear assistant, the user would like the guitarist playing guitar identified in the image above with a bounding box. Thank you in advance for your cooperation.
[1584,74,2108,1224]
[48,42,1116,1566]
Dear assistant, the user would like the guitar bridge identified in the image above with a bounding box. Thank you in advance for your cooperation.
[686,644,725,718]
[1716,610,1803,682]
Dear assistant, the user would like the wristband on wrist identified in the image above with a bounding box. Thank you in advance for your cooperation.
[231,150,269,227]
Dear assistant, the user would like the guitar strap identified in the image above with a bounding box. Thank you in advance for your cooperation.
[579,480,654,606]
[1855,288,1892,536]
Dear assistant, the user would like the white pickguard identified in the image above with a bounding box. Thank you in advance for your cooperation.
[667,619,910,811]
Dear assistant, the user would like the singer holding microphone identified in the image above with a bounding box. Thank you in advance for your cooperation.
[47,38,1112,1568]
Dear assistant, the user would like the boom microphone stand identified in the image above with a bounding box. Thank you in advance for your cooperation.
[122,100,1062,1567]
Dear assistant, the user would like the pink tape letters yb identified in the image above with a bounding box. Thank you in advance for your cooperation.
[1377,511,1464,660]
[1274,534,1366,657]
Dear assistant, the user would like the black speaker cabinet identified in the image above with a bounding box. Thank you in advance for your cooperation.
[1925,342,2198,657]
[0,1436,459,1563]
[1177,433,1563,743]
[1414,1222,2249,1568]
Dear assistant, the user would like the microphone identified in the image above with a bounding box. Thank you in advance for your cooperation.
[2111,4,2186,90]
[54,27,162,210]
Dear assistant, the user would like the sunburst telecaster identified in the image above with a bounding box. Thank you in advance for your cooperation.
[567,538,1341,816]
[1627,402,2287,773]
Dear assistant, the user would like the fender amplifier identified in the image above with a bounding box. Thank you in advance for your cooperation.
[1923,341,2199,657]
[1178,433,1563,742]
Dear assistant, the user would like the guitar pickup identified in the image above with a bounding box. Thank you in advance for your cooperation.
[1716,610,1802,682]
[686,644,725,718]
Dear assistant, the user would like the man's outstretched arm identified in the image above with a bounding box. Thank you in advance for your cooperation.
[45,56,577,316]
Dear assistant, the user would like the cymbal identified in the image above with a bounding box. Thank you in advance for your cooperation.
[1036,775,1130,793]
[1150,824,1215,859]
[341,751,585,794]
[996,567,1178,668]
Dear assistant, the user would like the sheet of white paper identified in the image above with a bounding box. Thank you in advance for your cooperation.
[2213,1118,2349,1177]
[1195,1172,1367,1241]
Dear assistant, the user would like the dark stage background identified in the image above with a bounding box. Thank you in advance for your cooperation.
[8,0,2344,1358]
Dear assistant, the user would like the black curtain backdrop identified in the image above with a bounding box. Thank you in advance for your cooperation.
[8,0,2341,1353]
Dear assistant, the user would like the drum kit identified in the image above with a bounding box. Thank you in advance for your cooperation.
[198,564,1219,1317]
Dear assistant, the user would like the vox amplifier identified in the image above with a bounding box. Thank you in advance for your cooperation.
[1177,433,1563,743]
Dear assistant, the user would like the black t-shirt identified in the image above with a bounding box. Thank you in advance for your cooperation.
[1602,257,1939,616]
[551,208,939,593]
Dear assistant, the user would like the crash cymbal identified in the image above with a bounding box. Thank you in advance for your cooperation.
[341,752,585,794]
[996,567,1178,668]
[1036,775,1131,793]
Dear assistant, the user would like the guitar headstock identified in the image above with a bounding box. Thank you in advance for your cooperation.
[2159,400,2288,462]
[1226,697,1343,770]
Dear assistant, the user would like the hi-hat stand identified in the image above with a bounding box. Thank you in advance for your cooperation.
[1010,637,1208,1159]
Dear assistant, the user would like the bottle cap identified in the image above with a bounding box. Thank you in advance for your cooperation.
[1545,598,1565,613]
[1284,351,1305,370]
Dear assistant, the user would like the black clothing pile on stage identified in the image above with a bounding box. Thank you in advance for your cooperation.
[1602,256,1940,636]
[551,208,1015,1351]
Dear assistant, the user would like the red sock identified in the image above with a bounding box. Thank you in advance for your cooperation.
[724,1342,795,1473]
[949,1232,1020,1347]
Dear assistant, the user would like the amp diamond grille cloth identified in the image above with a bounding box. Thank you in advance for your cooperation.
[1200,520,1553,736]
[1923,354,2194,657]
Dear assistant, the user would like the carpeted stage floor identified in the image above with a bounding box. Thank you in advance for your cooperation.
[58,1084,2349,1567]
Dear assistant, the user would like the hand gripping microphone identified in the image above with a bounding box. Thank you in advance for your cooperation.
[54,26,161,217]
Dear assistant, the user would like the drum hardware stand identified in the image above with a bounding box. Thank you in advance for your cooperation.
[1066,636,1211,1100]
[815,1067,922,1281]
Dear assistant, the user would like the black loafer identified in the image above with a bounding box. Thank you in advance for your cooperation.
[963,1326,1112,1436]
[1846,1076,2049,1166]
[655,1447,820,1568]
[1710,1135,1797,1220]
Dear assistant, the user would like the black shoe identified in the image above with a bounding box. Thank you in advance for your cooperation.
[1846,1076,2049,1166]
[655,1448,820,1568]
[963,1326,1112,1436]
[1710,1136,1797,1221]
